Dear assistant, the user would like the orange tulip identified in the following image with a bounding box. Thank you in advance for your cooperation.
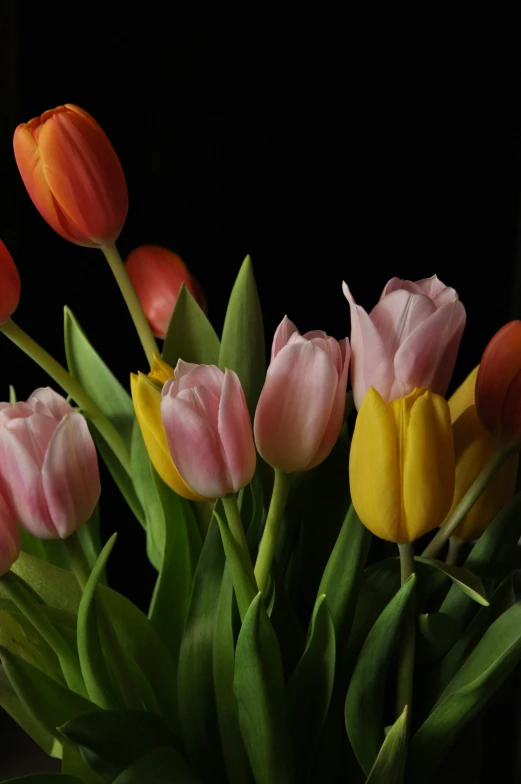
[13,104,128,247]
[125,245,206,338]
[476,321,521,450]
[0,240,21,324]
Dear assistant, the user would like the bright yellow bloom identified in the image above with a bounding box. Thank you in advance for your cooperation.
[130,360,207,501]
[447,367,518,542]
[349,387,455,543]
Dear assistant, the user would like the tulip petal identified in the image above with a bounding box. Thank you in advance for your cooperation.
[169,361,224,399]
[27,387,74,421]
[0,402,34,427]
[448,366,480,423]
[370,290,437,359]
[380,278,425,298]
[476,321,521,438]
[41,413,101,538]
[217,370,256,491]
[272,316,300,359]
[0,240,21,324]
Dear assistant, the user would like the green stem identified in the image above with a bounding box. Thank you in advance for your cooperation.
[0,319,131,476]
[254,469,292,595]
[221,495,257,587]
[422,447,508,559]
[396,543,415,723]
[445,537,462,567]
[101,242,159,365]
[0,571,85,695]
[63,533,92,591]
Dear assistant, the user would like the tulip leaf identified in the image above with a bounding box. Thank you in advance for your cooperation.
[0,645,98,741]
[234,593,295,784]
[365,706,408,784]
[218,255,266,418]
[9,552,82,615]
[345,574,416,776]
[268,565,306,679]
[416,612,461,665]
[407,601,521,781]
[0,667,62,758]
[176,515,227,782]
[1,776,83,783]
[214,510,257,620]
[0,607,62,681]
[111,747,202,783]
[414,557,488,606]
[130,422,165,570]
[162,284,220,368]
[286,594,336,777]
[61,745,106,784]
[317,503,372,651]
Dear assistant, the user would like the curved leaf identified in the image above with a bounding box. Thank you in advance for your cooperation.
[366,706,408,784]
[112,747,202,783]
[162,285,220,368]
[414,557,488,606]
[0,667,61,758]
[2,776,83,783]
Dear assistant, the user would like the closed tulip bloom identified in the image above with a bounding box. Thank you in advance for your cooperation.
[254,317,350,472]
[161,361,256,499]
[0,388,100,539]
[0,489,20,576]
[349,387,455,543]
[125,245,206,338]
[343,276,466,409]
[13,104,128,247]
[476,321,521,450]
[0,240,21,325]
[131,357,207,501]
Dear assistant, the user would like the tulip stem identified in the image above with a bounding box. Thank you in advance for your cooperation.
[422,447,508,559]
[445,537,462,566]
[0,319,131,475]
[396,542,415,726]
[101,242,159,366]
[63,532,92,591]
[254,469,292,595]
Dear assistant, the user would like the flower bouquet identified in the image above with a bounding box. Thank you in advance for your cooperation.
[1,104,521,784]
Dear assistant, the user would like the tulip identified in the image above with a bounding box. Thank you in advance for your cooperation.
[349,387,455,543]
[0,387,100,539]
[0,489,19,576]
[475,321,521,450]
[161,361,256,499]
[0,240,21,325]
[131,357,207,501]
[254,317,350,473]
[343,276,466,409]
[13,104,128,247]
[125,245,206,338]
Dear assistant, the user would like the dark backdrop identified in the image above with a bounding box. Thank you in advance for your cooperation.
[1,5,521,609]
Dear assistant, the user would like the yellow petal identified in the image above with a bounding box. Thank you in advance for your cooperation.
[448,365,479,423]
[148,353,175,385]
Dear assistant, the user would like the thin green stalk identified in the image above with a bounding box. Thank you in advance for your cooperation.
[445,537,462,567]
[396,542,415,724]
[254,469,292,595]
[63,532,92,591]
[221,495,256,587]
[422,448,508,559]
[0,319,131,475]
[101,242,159,365]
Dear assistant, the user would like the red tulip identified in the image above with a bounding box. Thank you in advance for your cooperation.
[125,245,206,338]
[0,240,20,324]
[476,320,521,449]
[13,104,128,247]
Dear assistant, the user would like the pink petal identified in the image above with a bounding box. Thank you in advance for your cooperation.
[370,290,437,355]
[272,316,300,359]
[41,413,101,538]
[0,402,34,427]
[217,370,256,491]
[380,278,425,298]
[27,387,74,420]
[5,414,58,469]
[307,335,344,376]
[168,361,224,398]
[415,275,456,303]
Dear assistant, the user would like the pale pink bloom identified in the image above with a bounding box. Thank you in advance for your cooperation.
[343,276,466,409]
[161,362,256,499]
[254,317,350,472]
[0,488,19,575]
[0,387,100,539]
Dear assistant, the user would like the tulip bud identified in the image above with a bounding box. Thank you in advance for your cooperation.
[125,245,206,339]
[349,387,455,543]
[161,361,256,499]
[343,276,466,409]
[131,358,206,501]
[0,489,20,576]
[0,240,21,325]
[254,317,350,472]
[13,104,128,247]
[475,321,521,451]
[0,388,100,539]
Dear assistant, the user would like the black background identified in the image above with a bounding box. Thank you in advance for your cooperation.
[1,5,521,608]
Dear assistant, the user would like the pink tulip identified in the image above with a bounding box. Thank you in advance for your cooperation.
[343,276,466,409]
[254,317,350,472]
[0,489,19,576]
[0,388,100,539]
[161,362,256,499]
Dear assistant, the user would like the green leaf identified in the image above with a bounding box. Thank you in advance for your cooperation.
[177,516,227,781]
[234,593,295,784]
[130,422,164,570]
[162,284,220,367]
[0,608,62,681]
[112,747,201,784]
[9,553,82,615]
[317,504,372,650]
[2,776,83,783]
[414,557,488,606]
[416,612,460,664]
[0,645,97,741]
[77,534,120,709]
[345,574,416,776]
[286,594,335,777]
[268,565,306,679]
[0,667,62,758]
[366,706,408,784]
[61,745,106,784]
[214,510,257,620]
[19,528,70,570]
[218,255,266,418]
[408,601,521,781]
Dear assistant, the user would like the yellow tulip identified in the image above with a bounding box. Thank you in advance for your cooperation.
[447,367,518,542]
[349,387,455,543]
[130,360,207,502]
